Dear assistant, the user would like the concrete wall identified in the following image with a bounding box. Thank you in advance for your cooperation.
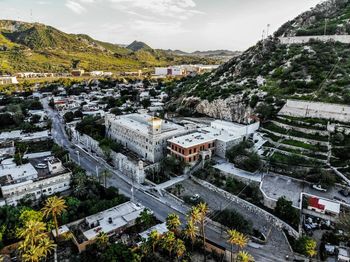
[279,99,350,123]
[191,176,300,238]
[279,35,350,45]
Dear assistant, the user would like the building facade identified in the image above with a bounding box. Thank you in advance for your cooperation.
[105,113,191,163]
[0,159,71,206]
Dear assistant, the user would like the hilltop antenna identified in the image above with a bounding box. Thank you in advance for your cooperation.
[266,24,271,37]
[30,9,33,22]
[261,29,265,41]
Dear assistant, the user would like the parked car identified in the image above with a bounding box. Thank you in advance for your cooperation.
[190,194,200,201]
[44,156,55,161]
[312,184,327,192]
[35,163,47,169]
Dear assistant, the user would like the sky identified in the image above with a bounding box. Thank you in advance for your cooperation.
[0,0,322,52]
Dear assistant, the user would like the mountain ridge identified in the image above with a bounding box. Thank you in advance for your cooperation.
[0,20,217,74]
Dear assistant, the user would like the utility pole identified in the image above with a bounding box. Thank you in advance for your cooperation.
[95,166,99,178]
[76,151,80,165]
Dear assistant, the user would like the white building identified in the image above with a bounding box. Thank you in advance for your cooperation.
[59,201,145,252]
[0,76,18,85]
[0,130,51,142]
[0,159,71,206]
[155,67,186,76]
[105,113,191,163]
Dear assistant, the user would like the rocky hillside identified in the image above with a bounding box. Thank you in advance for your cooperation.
[0,20,215,74]
[276,0,350,36]
[168,0,350,122]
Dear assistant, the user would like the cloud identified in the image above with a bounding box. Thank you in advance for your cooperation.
[65,0,86,14]
[108,0,202,20]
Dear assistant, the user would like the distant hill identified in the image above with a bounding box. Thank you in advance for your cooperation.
[0,20,216,74]
[127,40,153,52]
[167,49,241,62]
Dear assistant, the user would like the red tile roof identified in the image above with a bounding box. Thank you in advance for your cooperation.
[308,197,325,210]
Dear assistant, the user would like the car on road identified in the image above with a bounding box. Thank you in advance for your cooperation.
[312,184,327,192]
[35,163,47,169]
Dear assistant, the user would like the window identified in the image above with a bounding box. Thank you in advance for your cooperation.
[194,148,197,153]
[189,149,192,154]
[189,157,192,162]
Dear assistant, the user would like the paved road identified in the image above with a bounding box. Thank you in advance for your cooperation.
[42,98,290,261]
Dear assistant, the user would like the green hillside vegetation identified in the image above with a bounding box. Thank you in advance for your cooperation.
[276,0,350,36]
[0,20,215,74]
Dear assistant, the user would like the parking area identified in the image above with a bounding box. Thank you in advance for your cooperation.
[261,174,350,208]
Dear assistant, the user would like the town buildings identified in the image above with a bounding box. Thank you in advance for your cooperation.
[154,64,219,77]
[57,201,145,252]
[0,158,71,206]
[105,113,191,163]
[167,120,260,164]
[0,76,18,85]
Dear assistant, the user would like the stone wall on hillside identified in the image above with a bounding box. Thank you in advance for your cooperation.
[279,35,350,45]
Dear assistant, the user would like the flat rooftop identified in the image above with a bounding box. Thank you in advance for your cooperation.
[139,222,168,240]
[82,201,145,241]
[168,132,215,148]
[0,163,38,184]
[109,114,186,137]
[201,127,241,142]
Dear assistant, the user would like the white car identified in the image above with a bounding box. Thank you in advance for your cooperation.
[312,184,327,192]
[44,156,55,161]
[35,163,47,169]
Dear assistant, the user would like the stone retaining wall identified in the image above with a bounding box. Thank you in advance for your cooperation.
[279,35,350,45]
[191,176,300,238]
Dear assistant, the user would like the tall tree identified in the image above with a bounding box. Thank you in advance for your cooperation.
[161,231,176,258]
[236,251,254,262]
[197,202,209,259]
[174,239,186,261]
[184,218,198,250]
[148,230,160,254]
[227,229,249,262]
[166,213,181,233]
[42,196,67,237]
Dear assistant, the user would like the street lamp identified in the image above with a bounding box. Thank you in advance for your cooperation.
[76,151,80,165]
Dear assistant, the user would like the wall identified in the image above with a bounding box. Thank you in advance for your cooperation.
[279,99,350,123]
[191,176,300,238]
[279,35,350,45]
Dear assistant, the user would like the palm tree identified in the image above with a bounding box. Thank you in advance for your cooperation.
[21,245,43,262]
[148,230,160,254]
[174,239,186,261]
[161,231,176,258]
[18,220,46,247]
[136,208,154,228]
[227,230,249,262]
[237,251,254,262]
[184,218,198,250]
[166,213,181,233]
[42,196,67,237]
[197,203,208,258]
[96,232,109,250]
[101,169,112,188]
[72,171,87,197]
[18,220,55,262]
[38,237,56,258]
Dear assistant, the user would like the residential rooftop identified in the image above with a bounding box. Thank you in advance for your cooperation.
[168,132,215,148]
[82,201,145,241]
